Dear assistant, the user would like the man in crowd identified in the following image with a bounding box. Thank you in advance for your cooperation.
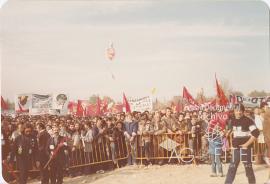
[261,102,270,184]
[124,112,138,166]
[137,113,154,166]
[162,107,177,133]
[37,122,51,184]
[1,103,269,183]
[9,123,39,184]
[47,126,69,184]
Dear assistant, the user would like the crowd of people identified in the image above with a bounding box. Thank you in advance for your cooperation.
[1,102,270,184]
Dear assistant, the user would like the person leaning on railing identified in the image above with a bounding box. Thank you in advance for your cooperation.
[161,107,177,134]
[81,121,93,174]
[187,115,200,154]
[137,113,154,166]
[152,111,167,165]
[123,112,138,166]
[70,122,83,177]
[174,113,189,145]
[105,117,119,168]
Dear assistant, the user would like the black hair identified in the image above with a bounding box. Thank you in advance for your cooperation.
[234,103,245,112]
[37,122,46,130]
[25,123,33,130]
[56,94,67,101]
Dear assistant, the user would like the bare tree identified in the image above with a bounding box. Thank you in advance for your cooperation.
[248,90,270,97]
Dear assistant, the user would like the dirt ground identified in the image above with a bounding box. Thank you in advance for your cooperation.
[28,163,269,184]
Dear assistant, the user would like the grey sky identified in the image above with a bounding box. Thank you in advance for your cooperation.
[1,0,269,102]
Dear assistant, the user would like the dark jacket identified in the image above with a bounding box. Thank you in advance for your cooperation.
[10,134,38,169]
[47,135,68,166]
[37,130,51,161]
[123,121,138,136]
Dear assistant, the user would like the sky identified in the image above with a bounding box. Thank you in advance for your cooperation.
[0,0,270,102]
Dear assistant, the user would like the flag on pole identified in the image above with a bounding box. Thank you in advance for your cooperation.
[182,86,198,105]
[76,100,84,116]
[123,93,131,113]
[1,96,8,110]
[97,97,101,116]
[151,88,157,95]
[215,74,228,106]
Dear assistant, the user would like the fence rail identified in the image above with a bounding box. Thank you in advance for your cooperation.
[4,133,267,174]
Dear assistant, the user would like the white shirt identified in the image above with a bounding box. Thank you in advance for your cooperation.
[254,114,263,130]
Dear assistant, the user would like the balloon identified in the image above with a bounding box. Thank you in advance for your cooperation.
[106,41,115,61]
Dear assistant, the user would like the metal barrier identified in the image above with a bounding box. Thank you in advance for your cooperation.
[135,133,267,164]
[4,133,268,175]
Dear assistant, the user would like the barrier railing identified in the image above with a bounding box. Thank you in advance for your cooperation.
[4,133,267,175]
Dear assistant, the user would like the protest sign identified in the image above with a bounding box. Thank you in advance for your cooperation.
[229,95,270,107]
[128,96,153,112]
[30,94,53,115]
[15,94,31,113]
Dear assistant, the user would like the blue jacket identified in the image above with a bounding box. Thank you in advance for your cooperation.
[124,121,138,136]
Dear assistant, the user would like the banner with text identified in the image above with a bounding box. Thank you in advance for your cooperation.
[15,94,31,113]
[229,95,270,107]
[128,96,153,112]
[30,94,53,115]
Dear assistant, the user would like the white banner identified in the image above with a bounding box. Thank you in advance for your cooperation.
[51,93,69,115]
[15,94,31,113]
[30,94,53,115]
[52,94,68,110]
[128,96,153,112]
[230,95,270,107]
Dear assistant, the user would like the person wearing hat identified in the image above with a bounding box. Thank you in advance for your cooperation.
[225,103,260,184]
[261,102,270,184]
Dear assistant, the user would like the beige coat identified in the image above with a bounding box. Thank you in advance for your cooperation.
[263,109,270,143]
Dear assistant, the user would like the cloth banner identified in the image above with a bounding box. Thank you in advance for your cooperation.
[15,94,31,113]
[30,94,53,115]
[229,95,270,107]
[52,93,69,115]
[128,96,153,112]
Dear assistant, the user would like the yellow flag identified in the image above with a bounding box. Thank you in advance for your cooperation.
[151,88,157,95]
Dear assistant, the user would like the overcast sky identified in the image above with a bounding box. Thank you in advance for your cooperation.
[1,0,269,102]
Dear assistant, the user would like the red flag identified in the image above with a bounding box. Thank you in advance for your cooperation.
[67,101,77,114]
[1,96,8,110]
[97,97,101,116]
[182,86,198,105]
[210,99,217,106]
[114,103,123,113]
[215,75,228,106]
[76,100,84,116]
[123,93,131,113]
[101,98,108,115]
[86,104,96,116]
[108,103,123,113]
[67,101,74,111]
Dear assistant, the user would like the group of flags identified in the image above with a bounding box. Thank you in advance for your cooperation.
[1,75,229,114]
[70,93,131,117]
[179,74,229,111]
